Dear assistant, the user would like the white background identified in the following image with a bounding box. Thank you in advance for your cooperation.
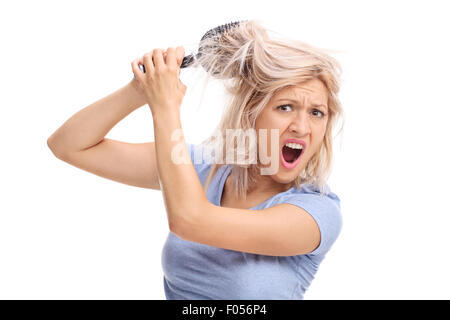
[1,0,449,299]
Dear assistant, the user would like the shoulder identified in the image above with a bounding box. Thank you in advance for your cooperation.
[274,184,343,256]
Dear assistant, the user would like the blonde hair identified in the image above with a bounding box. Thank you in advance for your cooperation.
[189,19,344,198]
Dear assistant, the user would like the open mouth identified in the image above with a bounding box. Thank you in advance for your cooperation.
[282,145,303,163]
[280,142,305,169]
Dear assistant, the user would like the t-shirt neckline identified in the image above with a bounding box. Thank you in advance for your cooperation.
[217,165,294,210]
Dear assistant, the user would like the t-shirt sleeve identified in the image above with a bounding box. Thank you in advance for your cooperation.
[280,187,343,256]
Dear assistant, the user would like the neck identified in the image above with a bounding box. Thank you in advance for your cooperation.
[248,173,293,197]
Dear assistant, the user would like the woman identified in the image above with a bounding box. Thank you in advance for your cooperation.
[47,20,344,300]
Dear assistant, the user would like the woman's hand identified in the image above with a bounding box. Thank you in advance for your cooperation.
[131,47,187,117]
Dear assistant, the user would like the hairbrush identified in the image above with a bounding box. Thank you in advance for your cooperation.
[135,20,247,77]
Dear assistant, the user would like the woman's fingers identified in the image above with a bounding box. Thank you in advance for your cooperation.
[135,56,145,74]
[131,58,144,80]
[175,46,185,67]
[152,48,165,71]
[143,50,155,74]
[165,47,177,69]
[135,47,178,78]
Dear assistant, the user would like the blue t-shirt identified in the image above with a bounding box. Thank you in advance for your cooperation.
[161,143,342,300]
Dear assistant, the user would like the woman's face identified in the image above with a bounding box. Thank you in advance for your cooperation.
[254,79,329,185]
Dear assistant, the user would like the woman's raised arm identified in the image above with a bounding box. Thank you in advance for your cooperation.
[47,77,161,190]
[47,78,146,156]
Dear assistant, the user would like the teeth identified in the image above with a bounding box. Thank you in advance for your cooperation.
[285,142,303,149]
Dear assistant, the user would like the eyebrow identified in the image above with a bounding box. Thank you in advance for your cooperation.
[276,98,328,110]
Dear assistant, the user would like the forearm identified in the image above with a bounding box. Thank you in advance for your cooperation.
[152,110,208,231]
[47,79,146,156]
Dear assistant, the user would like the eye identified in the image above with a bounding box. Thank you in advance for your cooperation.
[277,104,293,112]
[312,109,326,118]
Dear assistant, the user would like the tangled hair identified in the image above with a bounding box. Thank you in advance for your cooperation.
[189,19,344,198]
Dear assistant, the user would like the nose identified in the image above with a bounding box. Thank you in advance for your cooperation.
[288,112,311,136]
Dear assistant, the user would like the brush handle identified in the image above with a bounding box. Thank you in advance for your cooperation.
[134,53,195,77]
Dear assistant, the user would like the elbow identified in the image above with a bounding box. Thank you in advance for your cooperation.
[47,136,57,156]
[47,136,65,159]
